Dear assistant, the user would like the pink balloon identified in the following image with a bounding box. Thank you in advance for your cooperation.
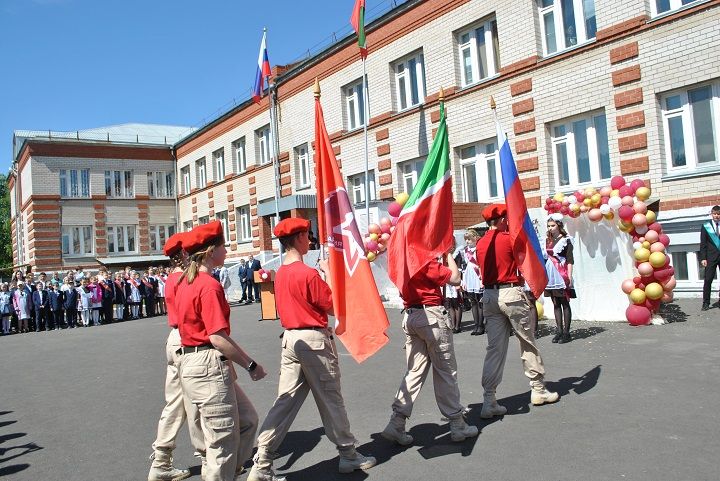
[650,242,665,253]
[663,277,676,291]
[621,279,636,294]
[619,185,634,198]
[621,195,635,206]
[635,224,649,235]
[619,205,634,221]
[381,224,391,235]
[632,213,648,226]
[611,175,626,190]
[644,230,659,243]
[377,243,387,253]
[601,196,610,205]
[380,217,392,226]
[365,240,378,252]
[630,179,646,192]
[645,298,661,313]
[588,209,603,222]
[633,201,647,214]
[574,192,585,202]
[387,202,402,218]
[391,217,399,226]
[368,223,382,235]
[648,222,663,233]
[626,305,651,326]
[390,226,395,234]
[600,186,613,197]
[661,292,673,303]
[659,234,670,247]
[653,268,672,282]
[667,266,675,277]
[381,233,391,242]
[638,262,654,277]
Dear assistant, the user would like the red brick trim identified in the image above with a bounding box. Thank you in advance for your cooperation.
[610,41,639,64]
[249,176,256,185]
[612,65,641,87]
[616,111,646,131]
[375,128,389,141]
[278,151,290,161]
[379,174,393,186]
[208,191,214,199]
[280,164,291,174]
[510,78,533,97]
[515,138,537,154]
[430,110,441,123]
[227,183,234,191]
[512,98,534,117]
[280,175,292,186]
[281,187,292,197]
[618,133,648,153]
[333,145,341,156]
[378,159,392,171]
[425,86,457,104]
[661,194,720,211]
[377,144,390,156]
[517,156,539,173]
[526,195,541,208]
[514,118,536,135]
[249,186,256,195]
[596,15,648,41]
[500,56,539,76]
[520,176,540,192]
[379,188,395,200]
[620,156,650,175]
[191,197,197,204]
[614,88,644,109]
[370,112,393,125]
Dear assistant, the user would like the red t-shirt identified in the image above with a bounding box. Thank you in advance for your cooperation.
[275,261,332,329]
[165,271,182,328]
[175,272,231,346]
[475,230,520,285]
[400,261,452,308]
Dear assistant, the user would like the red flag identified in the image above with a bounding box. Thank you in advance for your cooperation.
[315,86,389,363]
[350,0,367,58]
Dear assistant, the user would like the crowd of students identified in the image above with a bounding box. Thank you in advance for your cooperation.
[0,266,172,335]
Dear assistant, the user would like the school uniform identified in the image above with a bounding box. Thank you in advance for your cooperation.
[32,288,50,332]
[48,289,64,330]
[62,286,79,328]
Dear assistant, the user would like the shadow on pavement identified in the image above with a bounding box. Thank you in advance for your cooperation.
[660,303,689,323]
[548,365,602,396]
[0,410,43,477]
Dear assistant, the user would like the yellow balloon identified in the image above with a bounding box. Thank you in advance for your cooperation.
[645,210,657,224]
[583,198,593,207]
[570,204,581,213]
[603,212,614,220]
[395,192,410,207]
[649,251,666,268]
[584,187,596,197]
[642,241,650,249]
[619,223,632,233]
[634,248,651,262]
[535,301,544,319]
[645,282,664,300]
[611,189,620,197]
[369,233,379,241]
[591,193,601,205]
[553,192,565,202]
[629,288,647,305]
[635,186,651,201]
[366,251,376,262]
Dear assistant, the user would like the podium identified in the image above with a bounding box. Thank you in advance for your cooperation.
[254,270,279,321]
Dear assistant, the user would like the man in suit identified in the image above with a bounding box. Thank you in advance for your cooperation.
[47,284,64,331]
[32,282,50,331]
[238,259,249,303]
[248,254,262,303]
[62,278,79,328]
[700,205,720,311]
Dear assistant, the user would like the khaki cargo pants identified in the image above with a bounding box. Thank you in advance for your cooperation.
[152,328,204,453]
[253,328,357,470]
[391,305,464,420]
[180,348,258,481]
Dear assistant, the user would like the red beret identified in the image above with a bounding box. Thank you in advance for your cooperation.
[482,203,507,222]
[273,217,310,238]
[163,232,185,257]
[183,221,224,255]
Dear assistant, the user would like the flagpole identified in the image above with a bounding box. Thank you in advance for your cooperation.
[269,81,283,262]
[314,77,327,268]
[362,57,370,230]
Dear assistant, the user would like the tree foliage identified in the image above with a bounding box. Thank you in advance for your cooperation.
[0,173,14,269]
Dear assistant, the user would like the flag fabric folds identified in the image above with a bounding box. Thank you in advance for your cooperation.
[350,0,368,58]
[387,103,454,292]
[315,91,389,363]
[496,118,548,298]
[252,31,271,103]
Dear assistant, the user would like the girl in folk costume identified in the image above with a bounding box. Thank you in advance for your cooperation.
[78,278,94,327]
[544,214,576,343]
[128,272,143,319]
[89,276,103,326]
[462,229,485,335]
[444,241,464,334]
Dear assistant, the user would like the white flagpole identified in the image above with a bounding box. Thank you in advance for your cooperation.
[362,56,370,230]
[267,30,283,262]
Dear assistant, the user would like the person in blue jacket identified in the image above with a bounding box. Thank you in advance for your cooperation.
[32,282,50,332]
[63,281,79,329]
[47,284,64,331]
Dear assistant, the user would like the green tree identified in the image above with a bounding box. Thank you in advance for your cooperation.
[0,173,13,269]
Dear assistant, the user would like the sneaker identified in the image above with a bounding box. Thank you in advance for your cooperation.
[449,417,479,442]
[381,419,414,446]
[531,388,560,406]
[247,466,286,481]
[148,464,191,481]
[338,452,377,474]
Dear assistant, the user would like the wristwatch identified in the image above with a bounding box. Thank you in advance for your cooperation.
[246,360,257,372]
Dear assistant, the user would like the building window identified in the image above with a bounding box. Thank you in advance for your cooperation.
[457,18,500,87]
[181,166,191,194]
[348,171,377,205]
[216,211,229,242]
[107,225,136,254]
[183,220,193,231]
[538,0,597,56]
[59,169,90,198]
[149,224,176,252]
[196,158,207,188]
[652,0,700,16]
[550,111,610,189]
[459,141,502,201]
[344,79,366,131]
[393,52,426,111]
[198,215,209,225]
[104,170,134,198]
[295,143,311,189]
[398,158,426,194]
[661,83,719,172]
[213,148,225,181]
[232,137,247,173]
[257,126,271,165]
[237,205,252,242]
[61,226,93,256]
[147,171,175,198]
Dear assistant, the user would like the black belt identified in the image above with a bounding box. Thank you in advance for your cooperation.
[486,283,522,289]
[406,304,442,310]
[176,344,214,355]
[286,326,328,331]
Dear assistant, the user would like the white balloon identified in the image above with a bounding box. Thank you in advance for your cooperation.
[608,197,622,210]
[599,204,611,215]
[633,241,642,250]
[635,224,649,235]
[568,196,578,205]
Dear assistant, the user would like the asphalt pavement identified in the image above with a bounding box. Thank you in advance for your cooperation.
[0,298,718,481]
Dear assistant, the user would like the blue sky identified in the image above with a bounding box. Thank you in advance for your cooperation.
[0,0,389,174]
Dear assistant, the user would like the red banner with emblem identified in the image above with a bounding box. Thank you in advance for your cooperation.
[315,92,389,363]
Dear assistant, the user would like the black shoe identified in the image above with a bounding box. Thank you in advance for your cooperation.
[470,330,479,336]
[558,333,571,344]
[452,328,461,334]
[713,301,720,308]
[701,304,710,311]
[552,333,561,343]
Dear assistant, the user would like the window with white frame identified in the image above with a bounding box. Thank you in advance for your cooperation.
[257,126,271,165]
[393,51,426,111]
[232,137,247,173]
[61,226,93,256]
[216,211,229,242]
[213,148,225,180]
[149,224,176,251]
[183,220,193,232]
[295,143,311,189]
[59,169,90,198]
[107,225,136,254]
[196,158,207,188]
[237,205,252,242]
[661,83,719,171]
[652,0,700,16]
[551,111,610,188]
[538,0,597,56]
[348,171,377,205]
[198,215,209,225]
[457,18,500,87]
[344,79,366,130]
[398,158,426,194]
[181,166,191,194]
[459,141,503,201]
[104,170,134,198]
[147,171,175,198]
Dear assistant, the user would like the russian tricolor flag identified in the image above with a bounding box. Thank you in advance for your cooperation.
[496,118,548,298]
[252,30,271,104]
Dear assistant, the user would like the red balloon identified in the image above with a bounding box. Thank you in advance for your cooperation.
[653,268,672,282]
[619,205,634,221]
[630,179,646,192]
[574,192,585,202]
[644,298,661,313]
[387,202,402,218]
[546,197,554,205]
[626,305,651,326]
[618,185,634,198]
[648,222,663,233]
[667,266,675,277]
[560,206,569,215]
[637,283,646,290]
[611,175,626,190]
[663,255,671,267]
[601,196,610,205]
[659,234,670,247]
[633,276,642,285]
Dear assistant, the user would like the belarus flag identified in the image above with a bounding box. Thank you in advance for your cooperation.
[387,102,454,291]
[252,30,271,103]
[350,0,368,58]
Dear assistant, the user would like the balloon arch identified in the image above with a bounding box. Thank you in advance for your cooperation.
[362,176,674,326]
